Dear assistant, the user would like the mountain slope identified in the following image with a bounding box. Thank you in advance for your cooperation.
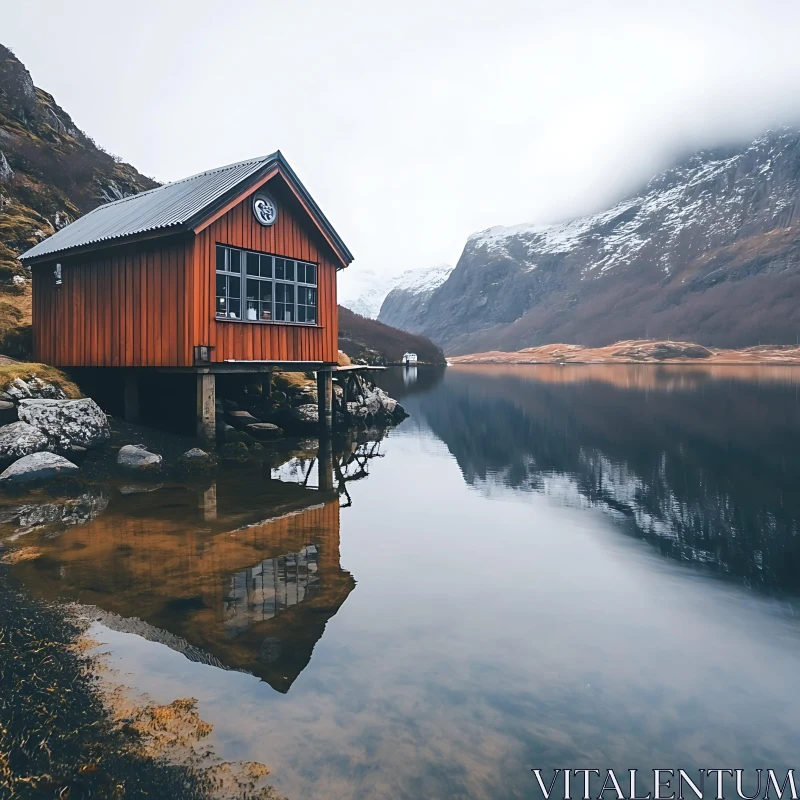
[0,43,158,283]
[339,263,452,320]
[392,129,800,354]
[337,305,445,365]
[377,263,453,330]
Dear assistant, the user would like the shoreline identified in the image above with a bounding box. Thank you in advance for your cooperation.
[448,340,800,367]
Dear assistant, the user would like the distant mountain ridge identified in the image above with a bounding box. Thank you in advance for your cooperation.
[386,128,800,354]
[338,263,452,319]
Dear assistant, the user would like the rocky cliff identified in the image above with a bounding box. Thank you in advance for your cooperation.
[376,263,453,330]
[340,263,453,320]
[0,43,158,283]
[390,129,800,354]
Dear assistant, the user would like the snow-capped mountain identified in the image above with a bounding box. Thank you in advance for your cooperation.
[338,263,453,321]
[387,128,800,354]
[336,267,396,319]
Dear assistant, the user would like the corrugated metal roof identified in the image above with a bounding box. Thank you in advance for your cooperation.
[20,152,353,265]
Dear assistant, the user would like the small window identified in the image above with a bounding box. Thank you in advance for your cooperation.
[275,282,295,322]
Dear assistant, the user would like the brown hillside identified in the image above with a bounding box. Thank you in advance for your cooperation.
[338,305,445,365]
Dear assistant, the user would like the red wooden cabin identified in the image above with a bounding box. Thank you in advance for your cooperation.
[21,153,353,441]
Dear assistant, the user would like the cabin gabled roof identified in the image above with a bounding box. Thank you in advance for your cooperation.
[20,151,353,267]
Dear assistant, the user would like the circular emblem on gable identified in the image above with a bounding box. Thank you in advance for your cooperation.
[252,193,278,226]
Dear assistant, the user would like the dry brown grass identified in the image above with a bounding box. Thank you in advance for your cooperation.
[0,362,82,398]
[337,350,352,366]
[272,371,315,393]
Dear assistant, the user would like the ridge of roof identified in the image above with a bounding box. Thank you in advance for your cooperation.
[20,151,352,266]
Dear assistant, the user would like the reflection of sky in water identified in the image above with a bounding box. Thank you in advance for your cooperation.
[87,371,800,800]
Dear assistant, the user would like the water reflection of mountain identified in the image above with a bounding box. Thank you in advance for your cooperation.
[410,366,800,594]
[13,472,354,693]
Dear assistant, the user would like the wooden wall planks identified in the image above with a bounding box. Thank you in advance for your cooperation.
[32,239,189,368]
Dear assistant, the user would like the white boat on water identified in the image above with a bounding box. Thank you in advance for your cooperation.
[402,352,418,366]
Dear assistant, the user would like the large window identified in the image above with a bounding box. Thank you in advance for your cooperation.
[216,245,317,324]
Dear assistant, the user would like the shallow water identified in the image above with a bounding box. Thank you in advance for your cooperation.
[5,364,800,799]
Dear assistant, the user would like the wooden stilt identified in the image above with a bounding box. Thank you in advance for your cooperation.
[196,373,216,447]
[123,371,140,423]
[316,369,333,429]
[318,437,334,492]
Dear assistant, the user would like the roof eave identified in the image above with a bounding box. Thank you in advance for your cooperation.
[20,224,191,266]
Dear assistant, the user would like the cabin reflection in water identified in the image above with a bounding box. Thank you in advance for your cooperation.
[224,545,321,637]
[11,470,354,694]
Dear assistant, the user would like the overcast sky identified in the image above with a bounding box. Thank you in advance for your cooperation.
[6,0,800,276]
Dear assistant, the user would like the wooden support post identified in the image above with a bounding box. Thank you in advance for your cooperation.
[316,369,333,429]
[318,437,334,492]
[123,371,140,423]
[196,373,216,447]
[200,483,217,521]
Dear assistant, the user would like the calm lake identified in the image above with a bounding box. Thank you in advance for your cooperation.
[5,364,800,799]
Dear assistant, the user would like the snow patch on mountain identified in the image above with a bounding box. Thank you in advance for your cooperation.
[339,263,453,319]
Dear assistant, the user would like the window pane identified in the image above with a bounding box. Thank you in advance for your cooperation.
[260,302,272,321]
[216,296,227,315]
[306,264,316,285]
[216,246,227,272]
[275,258,285,280]
[307,288,316,307]
[245,300,259,321]
[285,260,295,281]
[228,275,241,298]
[297,263,306,283]
[260,255,272,277]
[246,252,260,275]
[259,281,272,302]
[298,306,306,323]
[285,284,294,303]
[306,306,316,324]
[228,299,241,319]
[216,274,226,296]
[246,278,259,300]
[229,249,241,273]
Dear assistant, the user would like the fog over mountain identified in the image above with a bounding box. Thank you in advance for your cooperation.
[5,1,800,276]
[385,128,800,353]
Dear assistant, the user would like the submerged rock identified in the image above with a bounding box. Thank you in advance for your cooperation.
[0,452,80,485]
[0,421,52,464]
[18,398,110,451]
[116,444,162,472]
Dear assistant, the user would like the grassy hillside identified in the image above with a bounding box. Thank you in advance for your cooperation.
[338,305,446,365]
[0,43,158,284]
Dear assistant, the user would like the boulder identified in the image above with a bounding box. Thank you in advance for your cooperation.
[4,378,32,401]
[289,404,319,427]
[245,422,283,440]
[3,376,67,401]
[0,401,18,425]
[176,447,216,472]
[18,398,110,451]
[0,452,79,485]
[116,444,162,472]
[227,409,261,429]
[0,421,52,464]
[220,441,249,463]
[224,424,255,445]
